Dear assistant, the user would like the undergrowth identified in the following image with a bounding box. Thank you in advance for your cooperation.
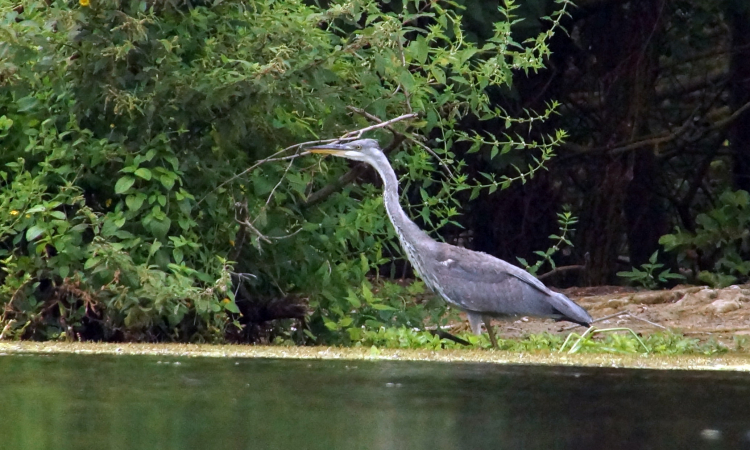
[294,327,747,355]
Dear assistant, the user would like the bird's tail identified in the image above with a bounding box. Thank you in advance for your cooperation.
[549,292,593,327]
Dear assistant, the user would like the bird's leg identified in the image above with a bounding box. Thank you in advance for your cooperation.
[468,312,499,348]
[482,315,499,349]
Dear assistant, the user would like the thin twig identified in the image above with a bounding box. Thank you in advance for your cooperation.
[621,312,668,330]
[341,113,419,138]
[538,264,586,281]
[253,148,300,226]
[0,320,16,340]
[562,99,750,160]
[305,135,406,207]
[234,201,272,244]
[304,164,368,207]
[562,311,627,330]
[346,106,453,177]
[198,150,313,205]
[396,37,413,114]
[410,139,453,177]
[206,112,419,207]
[231,272,258,298]
[267,227,304,240]
[202,113,424,237]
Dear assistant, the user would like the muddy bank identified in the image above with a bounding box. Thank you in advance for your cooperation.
[478,284,750,345]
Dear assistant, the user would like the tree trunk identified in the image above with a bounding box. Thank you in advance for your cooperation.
[625,148,667,267]
[729,0,750,192]
[573,0,665,284]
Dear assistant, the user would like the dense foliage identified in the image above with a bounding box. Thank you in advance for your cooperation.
[2,0,749,347]
[0,0,567,342]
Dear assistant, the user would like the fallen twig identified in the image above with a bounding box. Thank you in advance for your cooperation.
[562,311,667,331]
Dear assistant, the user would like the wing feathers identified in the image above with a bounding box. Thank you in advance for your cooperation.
[431,243,591,325]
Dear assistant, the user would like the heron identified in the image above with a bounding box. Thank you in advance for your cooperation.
[308,138,592,348]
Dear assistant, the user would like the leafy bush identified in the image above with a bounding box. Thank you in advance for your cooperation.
[1,0,572,343]
[660,190,750,287]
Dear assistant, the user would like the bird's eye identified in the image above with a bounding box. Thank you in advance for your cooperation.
[354,145,361,150]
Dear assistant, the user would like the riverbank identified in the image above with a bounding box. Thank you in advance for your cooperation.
[3,341,750,372]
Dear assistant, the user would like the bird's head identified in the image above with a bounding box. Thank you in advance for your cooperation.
[307,139,385,165]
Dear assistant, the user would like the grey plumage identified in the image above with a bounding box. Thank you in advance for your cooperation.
[308,138,592,347]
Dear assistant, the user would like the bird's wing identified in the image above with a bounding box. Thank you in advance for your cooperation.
[433,243,552,291]
[429,243,576,319]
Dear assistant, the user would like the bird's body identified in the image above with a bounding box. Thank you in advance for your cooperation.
[309,138,592,347]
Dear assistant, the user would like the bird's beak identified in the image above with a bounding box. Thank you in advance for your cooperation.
[307,144,348,155]
[308,148,345,155]
[307,143,361,158]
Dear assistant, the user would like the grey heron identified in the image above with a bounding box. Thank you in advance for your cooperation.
[308,138,592,348]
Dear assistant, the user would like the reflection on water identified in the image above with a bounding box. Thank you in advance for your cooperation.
[1,353,750,450]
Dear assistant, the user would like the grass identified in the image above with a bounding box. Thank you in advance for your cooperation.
[351,326,749,355]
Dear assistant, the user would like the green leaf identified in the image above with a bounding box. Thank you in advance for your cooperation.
[126,194,146,211]
[430,66,446,85]
[148,240,162,257]
[115,176,136,194]
[134,168,152,180]
[224,301,240,314]
[26,225,45,241]
[371,304,397,311]
[398,70,416,92]
[159,174,175,190]
[84,257,100,270]
[648,251,659,264]
[408,36,429,64]
[17,96,39,112]
[149,217,171,240]
[173,247,184,264]
[323,318,339,331]
[346,290,361,308]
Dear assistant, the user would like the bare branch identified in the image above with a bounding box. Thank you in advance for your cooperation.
[341,112,419,138]
[537,264,586,281]
[254,149,298,226]
[234,201,272,244]
[198,146,313,205]
[561,99,750,160]
[346,106,453,177]
[203,112,427,239]
[304,163,369,207]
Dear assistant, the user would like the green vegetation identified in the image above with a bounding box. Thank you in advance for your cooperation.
[319,327,742,355]
[660,189,750,288]
[0,0,570,344]
[617,251,685,289]
[1,0,749,355]
[518,209,577,276]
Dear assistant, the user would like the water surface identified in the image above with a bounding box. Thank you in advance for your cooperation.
[1,354,749,449]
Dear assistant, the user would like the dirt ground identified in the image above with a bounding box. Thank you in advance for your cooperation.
[462,285,750,345]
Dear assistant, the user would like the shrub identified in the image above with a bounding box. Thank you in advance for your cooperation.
[1,0,570,343]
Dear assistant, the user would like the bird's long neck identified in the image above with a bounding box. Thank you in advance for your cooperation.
[372,163,427,241]
[370,159,434,280]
